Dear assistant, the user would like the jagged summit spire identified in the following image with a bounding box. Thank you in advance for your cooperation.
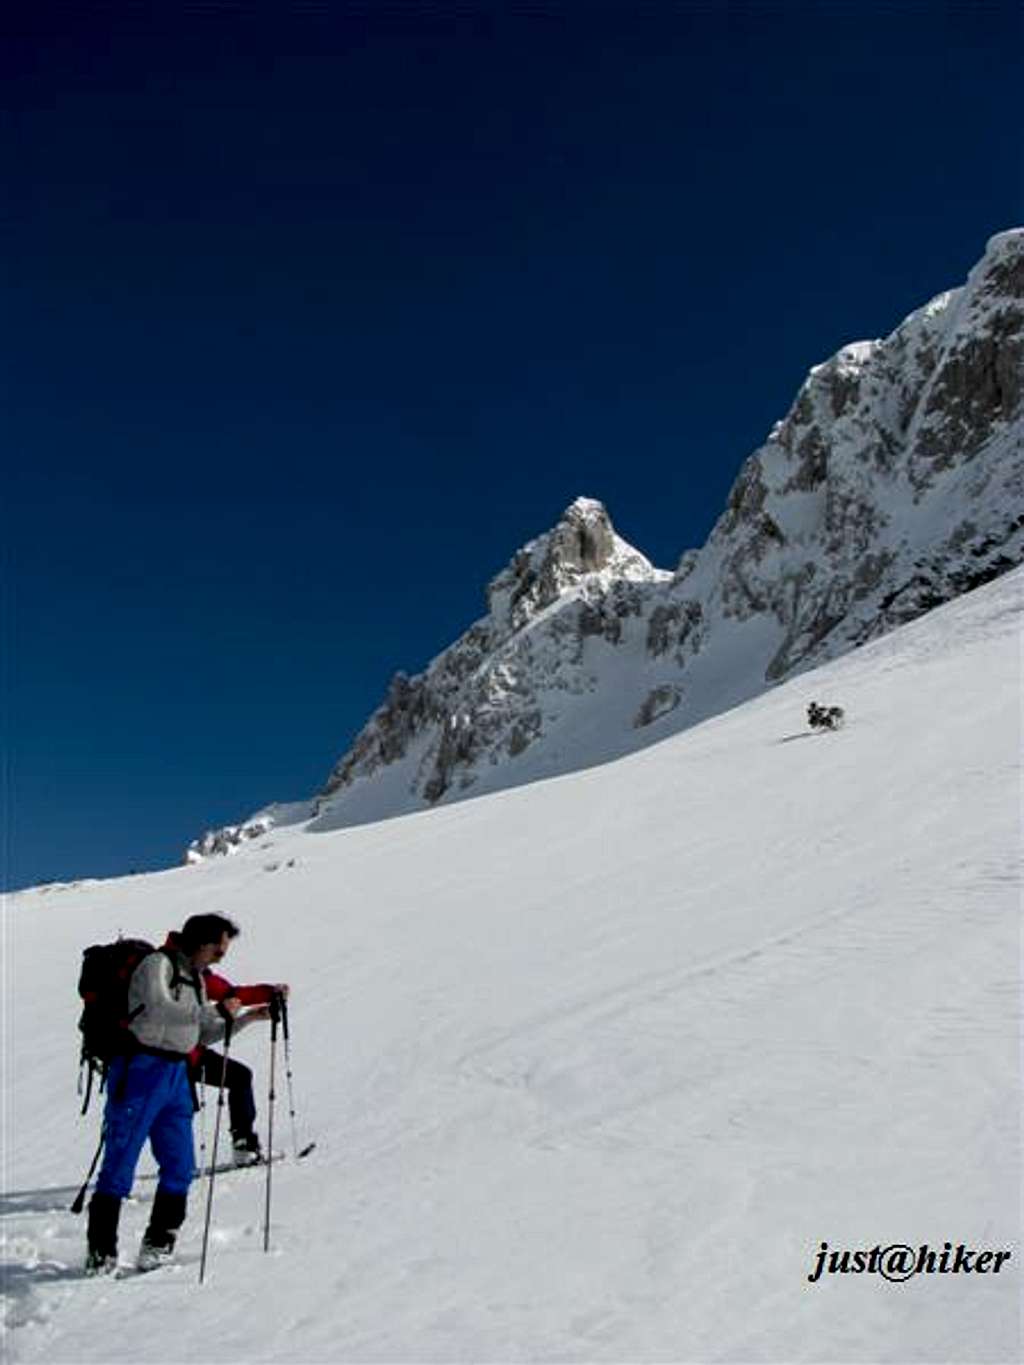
[550,497,620,573]
[486,496,665,634]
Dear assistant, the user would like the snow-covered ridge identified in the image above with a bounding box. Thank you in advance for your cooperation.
[189,229,1023,857]
[8,568,1021,1361]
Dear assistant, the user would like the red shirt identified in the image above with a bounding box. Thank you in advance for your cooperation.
[203,970,276,1007]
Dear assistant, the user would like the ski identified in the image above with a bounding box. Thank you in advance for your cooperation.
[124,1147,311,1204]
[196,1152,285,1178]
[195,1143,315,1177]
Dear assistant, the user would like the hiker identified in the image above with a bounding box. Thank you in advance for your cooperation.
[85,913,271,1275]
[161,928,290,1166]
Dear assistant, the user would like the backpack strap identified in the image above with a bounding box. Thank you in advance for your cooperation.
[161,946,203,1004]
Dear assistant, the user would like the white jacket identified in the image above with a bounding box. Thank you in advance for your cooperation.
[127,949,227,1056]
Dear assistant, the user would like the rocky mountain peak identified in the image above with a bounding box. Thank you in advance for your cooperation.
[485,496,664,635]
[188,230,1024,861]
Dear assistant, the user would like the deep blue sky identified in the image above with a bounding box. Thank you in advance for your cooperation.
[4,1,1021,890]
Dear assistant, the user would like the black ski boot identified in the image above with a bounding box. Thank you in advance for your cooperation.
[85,1191,121,1276]
[138,1188,187,1272]
[232,1132,263,1167]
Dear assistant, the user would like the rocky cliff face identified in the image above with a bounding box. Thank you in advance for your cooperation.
[320,496,671,811]
[692,229,1023,685]
[189,230,1023,857]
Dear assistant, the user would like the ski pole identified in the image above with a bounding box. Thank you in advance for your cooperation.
[70,1125,105,1214]
[197,1063,208,1178]
[279,995,300,1157]
[199,1016,233,1285]
[263,993,280,1252]
[279,994,316,1161]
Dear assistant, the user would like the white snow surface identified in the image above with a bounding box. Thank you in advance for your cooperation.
[3,570,1021,1363]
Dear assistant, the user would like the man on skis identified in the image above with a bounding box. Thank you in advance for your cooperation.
[85,913,272,1275]
[163,928,289,1167]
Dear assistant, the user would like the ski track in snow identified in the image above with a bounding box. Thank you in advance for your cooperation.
[2,569,1021,1363]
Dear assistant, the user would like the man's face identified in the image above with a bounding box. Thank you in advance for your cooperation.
[191,932,231,970]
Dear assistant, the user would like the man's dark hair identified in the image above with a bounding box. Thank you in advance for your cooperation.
[179,913,240,952]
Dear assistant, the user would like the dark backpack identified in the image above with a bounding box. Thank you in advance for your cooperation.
[77,937,154,1113]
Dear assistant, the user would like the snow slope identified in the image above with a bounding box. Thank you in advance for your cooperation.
[3,568,1021,1363]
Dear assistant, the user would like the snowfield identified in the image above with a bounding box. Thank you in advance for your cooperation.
[3,568,1021,1363]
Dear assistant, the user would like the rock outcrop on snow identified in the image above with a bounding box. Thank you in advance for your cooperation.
[188,230,1023,857]
[187,800,315,862]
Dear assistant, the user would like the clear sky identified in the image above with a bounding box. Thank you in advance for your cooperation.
[5,1,1021,891]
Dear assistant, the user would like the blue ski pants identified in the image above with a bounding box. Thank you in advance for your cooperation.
[95,1053,195,1199]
